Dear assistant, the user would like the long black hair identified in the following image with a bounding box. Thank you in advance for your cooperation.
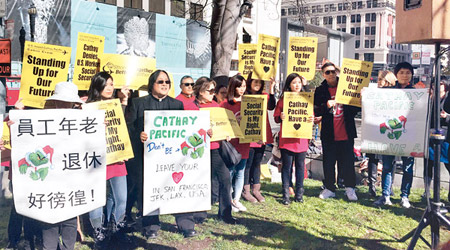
[148,70,170,94]
[280,73,305,98]
[226,74,246,104]
[245,72,264,94]
[86,71,113,103]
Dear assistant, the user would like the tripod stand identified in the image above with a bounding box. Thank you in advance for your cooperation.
[399,43,450,250]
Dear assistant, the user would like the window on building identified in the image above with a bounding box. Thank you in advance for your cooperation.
[288,8,298,16]
[324,4,329,12]
[341,28,346,32]
[365,40,370,48]
[351,15,356,23]
[371,26,376,35]
[96,0,116,4]
[149,0,165,14]
[281,9,286,16]
[337,16,342,24]
[243,29,251,43]
[190,3,203,20]
[352,2,357,9]
[367,0,372,8]
[230,60,239,71]
[312,6,316,13]
[366,13,371,22]
[351,27,355,34]
[355,53,359,60]
[171,0,185,18]
[356,27,361,35]
[344,2,350,10]
[371,13,376,22]
[358,1,363,9]
[370,39,375,48]
[364,53,374,62]
[330,4,336,11]
[386,53,390,64]
[373,0,378,7]
[124,0,142,8]
[355,40,360,48]
[317,5,323,13]
[244,5,251,18]
[338,3,343,11]
[365,27,370,35]
[357,14,361,22]
[342,15,347,23]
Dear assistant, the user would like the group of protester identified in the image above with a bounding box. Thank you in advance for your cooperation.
[3,60,449,250]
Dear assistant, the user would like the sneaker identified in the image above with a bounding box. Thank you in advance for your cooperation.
[400,197,411,208]
[373,196,392,207]
[345,187,358,201]
[319,189,336,199]
[232,200,247,212]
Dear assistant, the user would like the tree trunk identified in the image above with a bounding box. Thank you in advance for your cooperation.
[210,0,252,79]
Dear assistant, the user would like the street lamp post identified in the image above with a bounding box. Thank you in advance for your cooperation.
[19,27,25,61]
[28,3,36,42]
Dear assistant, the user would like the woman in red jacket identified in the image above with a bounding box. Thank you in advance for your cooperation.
[184,77,237,224]
[241,72,276,203]
[274,73,311,205]
[220,75,250,212]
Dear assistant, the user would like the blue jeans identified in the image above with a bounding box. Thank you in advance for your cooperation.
[89,175,127,228]
[381,155,414,198]
[229,159,247,201]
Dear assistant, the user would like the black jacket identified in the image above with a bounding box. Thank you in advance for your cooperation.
[314,78,360,142]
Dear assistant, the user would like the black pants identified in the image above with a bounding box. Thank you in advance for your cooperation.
[281,149,306,191]
[211,149,232,219]
[142,213,195,233]
[322,139,356,192]
[41,218,77,250]
[211,173,219,204]
[244,146,265,185]
[125,158,143,218]
[366,153,379,188]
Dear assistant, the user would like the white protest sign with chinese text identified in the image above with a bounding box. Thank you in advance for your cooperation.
[361,88,428,157]
[143,111,211,216]
[10,109,106,224]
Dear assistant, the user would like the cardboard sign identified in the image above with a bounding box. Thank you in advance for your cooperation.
[253,34,280,81]
[361,88,428,157]
[239,95,267,143]
[83,99,134,164]
[287,37,317,80]
[10,109,106,224]
[238,43,257,79]
[19,41,71,108]
[73,32,105,90]
[282,92,314,139]
[100,53,156,90]
[0,39,11,76]
[143,110,211,216]
[200,107,244,141]
[335,58,373,107]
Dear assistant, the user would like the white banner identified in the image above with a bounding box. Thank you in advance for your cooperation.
[361,88,428,157]
[143,110,211,216]
[10,109,106,224]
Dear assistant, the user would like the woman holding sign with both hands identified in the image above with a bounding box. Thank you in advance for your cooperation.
[85,72,132,248]
[274,73,312,205]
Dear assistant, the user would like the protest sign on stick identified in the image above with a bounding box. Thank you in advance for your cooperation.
[335,58,373,107]
[19,42,71,108]
[282,92,314,139]
[73,32,105,90]
[100,53,156,90]
[10,109,106,224]
[253,34,279,81]
[238,43,257,79]
[83,99,133,164]
[143,110,211,216]
[201,107,244,141]
[287,37,318,80]
[361,88,428,157]
[239,95,267,143]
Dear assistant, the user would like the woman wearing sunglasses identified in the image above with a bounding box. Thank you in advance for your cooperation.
[241,72,276,203]
[274,73,311,205]
[314,62,360,201]
[184,77,237,224]
[176,75,196,106]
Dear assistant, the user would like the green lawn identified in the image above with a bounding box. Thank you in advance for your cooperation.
[1,179,449,249]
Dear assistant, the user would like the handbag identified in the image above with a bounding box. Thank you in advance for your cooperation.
[219,140,242,167]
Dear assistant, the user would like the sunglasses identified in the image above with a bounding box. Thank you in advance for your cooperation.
[156,80,171,84]
[205,88,215,94]
[184,82,195,87]
[324,70,336,75]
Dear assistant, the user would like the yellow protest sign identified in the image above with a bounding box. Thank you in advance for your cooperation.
[83,99,134,164]
[239,95,267,143]
[73,32,105,90]
[335,58,373,107]
[287,37,318,80]
[2,122,10,149]
[201,107,244,142]
[238,43,257,79]
[282,92,314,139]
[19,41,71,108]
[254,34,279,81]
[100,53,156,90]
